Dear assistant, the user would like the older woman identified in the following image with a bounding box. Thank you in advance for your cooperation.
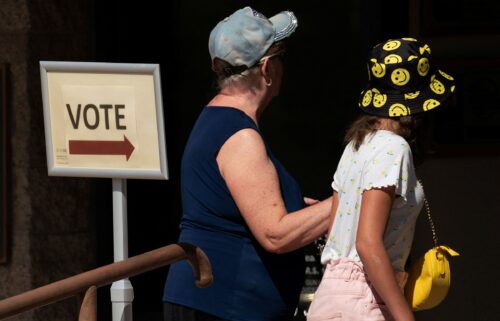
[163,7,332,321]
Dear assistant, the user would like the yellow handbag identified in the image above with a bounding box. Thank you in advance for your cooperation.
[404,188,460,311]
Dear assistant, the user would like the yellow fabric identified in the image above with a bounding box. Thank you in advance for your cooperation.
[404,245,459,311]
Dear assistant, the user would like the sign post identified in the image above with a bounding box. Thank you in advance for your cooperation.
[110,178,133,320]
[40,61,168,321]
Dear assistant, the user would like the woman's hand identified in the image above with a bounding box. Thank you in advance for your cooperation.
[217,128,332,254]
[304,197,320,206]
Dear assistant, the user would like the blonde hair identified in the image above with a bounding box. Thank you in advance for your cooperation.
[212,41,285,90]
[215,65,261,90]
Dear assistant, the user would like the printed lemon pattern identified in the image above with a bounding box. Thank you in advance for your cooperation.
[322,131,424,272]
[358,38,455,117]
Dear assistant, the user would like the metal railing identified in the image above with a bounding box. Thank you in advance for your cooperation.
[0,243,212,321]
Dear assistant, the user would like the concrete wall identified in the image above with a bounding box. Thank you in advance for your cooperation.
[0,1,95,320]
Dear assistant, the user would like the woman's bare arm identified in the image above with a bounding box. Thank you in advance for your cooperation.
[217,128,332,254]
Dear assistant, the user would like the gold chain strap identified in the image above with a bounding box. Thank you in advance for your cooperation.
[315,235,326,256]
[419,179,439,247]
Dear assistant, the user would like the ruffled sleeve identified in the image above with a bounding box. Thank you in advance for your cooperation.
[361,138,414,202]
[331,143,353,192]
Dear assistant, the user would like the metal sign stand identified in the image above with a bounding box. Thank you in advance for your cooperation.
[110,178,134,321]
[40,62,170,321]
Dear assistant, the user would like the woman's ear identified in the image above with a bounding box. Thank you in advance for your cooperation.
[259,58,273,86]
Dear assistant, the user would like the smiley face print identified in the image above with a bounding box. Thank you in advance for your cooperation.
[383,40,401,51]
[404,91,420,99]
[391,68,410,86]
[423,99,440,111]
[417,58,430,76]
[429,75,445,94]
[419,44,431,55]
[372,88,387,108]
[451,85,455,92]
[408,55,418,61]
[389,103,410,117]
[439,70,454,81]
[361,90,373,107]
[384,54,402,64]
[370,59,386,78]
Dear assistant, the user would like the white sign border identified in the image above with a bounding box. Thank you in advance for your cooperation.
[40,61,169,180]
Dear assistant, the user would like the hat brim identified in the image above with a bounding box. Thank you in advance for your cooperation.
[358,69,456,117]
[269,11,298,42]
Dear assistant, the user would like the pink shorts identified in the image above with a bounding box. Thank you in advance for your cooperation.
[307,259,394,321]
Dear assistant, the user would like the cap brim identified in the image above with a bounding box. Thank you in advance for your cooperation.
[269,11,298,42]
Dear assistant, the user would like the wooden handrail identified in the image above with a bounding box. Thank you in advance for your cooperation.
[78,286,97,321]
[0,243,212,320]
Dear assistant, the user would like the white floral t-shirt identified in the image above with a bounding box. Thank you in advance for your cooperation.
[321,130,424,272]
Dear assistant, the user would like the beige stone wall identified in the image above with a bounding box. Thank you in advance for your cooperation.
[0,1,95,320]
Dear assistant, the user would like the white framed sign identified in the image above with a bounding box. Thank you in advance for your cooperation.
[40,61,168,179]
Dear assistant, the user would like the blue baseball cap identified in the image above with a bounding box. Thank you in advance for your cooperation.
[209,7,298,72]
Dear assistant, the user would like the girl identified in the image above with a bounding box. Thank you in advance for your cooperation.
[307,38,455,321]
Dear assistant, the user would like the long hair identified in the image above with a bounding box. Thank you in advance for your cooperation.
[345,114,430,166]
[344,115,380,151]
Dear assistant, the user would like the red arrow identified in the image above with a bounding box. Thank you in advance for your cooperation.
[68,135,135,161]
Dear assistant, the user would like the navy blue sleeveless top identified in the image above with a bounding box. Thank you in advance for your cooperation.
[163,106,305,321]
